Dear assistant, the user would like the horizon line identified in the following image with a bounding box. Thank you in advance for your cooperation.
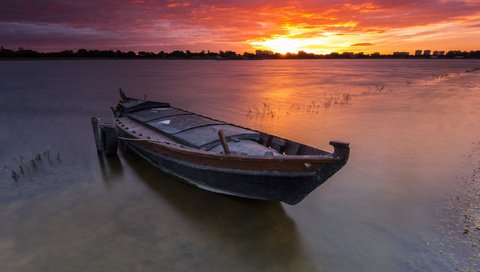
[2,46,480,57]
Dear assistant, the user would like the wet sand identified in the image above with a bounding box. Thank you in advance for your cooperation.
[436,141,480,271]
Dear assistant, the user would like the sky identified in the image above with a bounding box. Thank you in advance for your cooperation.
[1,0,480,54]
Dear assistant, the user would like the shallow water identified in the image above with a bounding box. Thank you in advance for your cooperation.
[1,59,480,271]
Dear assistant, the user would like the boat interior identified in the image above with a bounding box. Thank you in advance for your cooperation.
[119,102,331,157]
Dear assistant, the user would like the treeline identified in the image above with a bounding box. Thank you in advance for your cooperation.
[1,47,480,59]
[0,47,246,59]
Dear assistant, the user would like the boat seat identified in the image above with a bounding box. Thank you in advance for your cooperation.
[129,107,261,149]
[174,124,260,150]
[208,140,282,156]
[147,114,225,135]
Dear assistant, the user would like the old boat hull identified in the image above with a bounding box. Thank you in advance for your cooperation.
[92,90,350,205]
[123,139,346,205]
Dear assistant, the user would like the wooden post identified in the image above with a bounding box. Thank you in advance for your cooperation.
[218,130,230,154]
[102,124,118,156]
[91,117,102,152]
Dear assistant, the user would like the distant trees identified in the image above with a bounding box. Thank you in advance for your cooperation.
[0,47,15,58]
[0,47,243,59]
[1,46,480,60]
[242,52,256,59]
[169,50,187,58]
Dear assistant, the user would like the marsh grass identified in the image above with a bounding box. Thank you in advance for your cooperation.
[246,92,354,120]
[1,147,62,183]
[420,67,480,85]
[245,66,480,121]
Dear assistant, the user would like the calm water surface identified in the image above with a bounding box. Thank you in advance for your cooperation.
[1,60,480,271]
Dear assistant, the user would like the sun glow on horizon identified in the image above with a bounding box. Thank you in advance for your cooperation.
[248,21,364,54]
[250,37,315,54]
[249,33,351,55]
[248,17,480,55]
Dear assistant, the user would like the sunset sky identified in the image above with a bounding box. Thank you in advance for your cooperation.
[1,0,480,54]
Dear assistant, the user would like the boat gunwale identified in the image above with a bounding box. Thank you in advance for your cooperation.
[116,124,341,163]
[116,124,343,173]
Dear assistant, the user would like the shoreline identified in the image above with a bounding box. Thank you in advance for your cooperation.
[2,57,480,61]
[435,140,480,271]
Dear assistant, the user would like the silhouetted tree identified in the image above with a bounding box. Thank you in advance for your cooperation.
[126,51,137,58]
[169,50,187,58]
[242,52,256,59]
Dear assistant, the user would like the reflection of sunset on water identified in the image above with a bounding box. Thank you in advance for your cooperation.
[1,59,480,271]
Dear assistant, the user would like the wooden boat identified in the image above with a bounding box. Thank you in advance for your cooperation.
[92,90,350,205]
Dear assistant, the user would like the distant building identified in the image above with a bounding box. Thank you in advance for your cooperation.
[415,50,423,56]
[432,51,444,58]
[423,50,431,56]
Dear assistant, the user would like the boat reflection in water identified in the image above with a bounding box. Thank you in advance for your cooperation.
[97,149,314,271]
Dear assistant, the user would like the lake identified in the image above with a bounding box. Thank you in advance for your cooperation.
[1,59,480,271]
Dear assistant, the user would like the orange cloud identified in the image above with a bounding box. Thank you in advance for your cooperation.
[351,43,374,46]
[0,0,479,53]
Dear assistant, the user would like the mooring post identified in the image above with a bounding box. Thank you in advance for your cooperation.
[91,117,102,152]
